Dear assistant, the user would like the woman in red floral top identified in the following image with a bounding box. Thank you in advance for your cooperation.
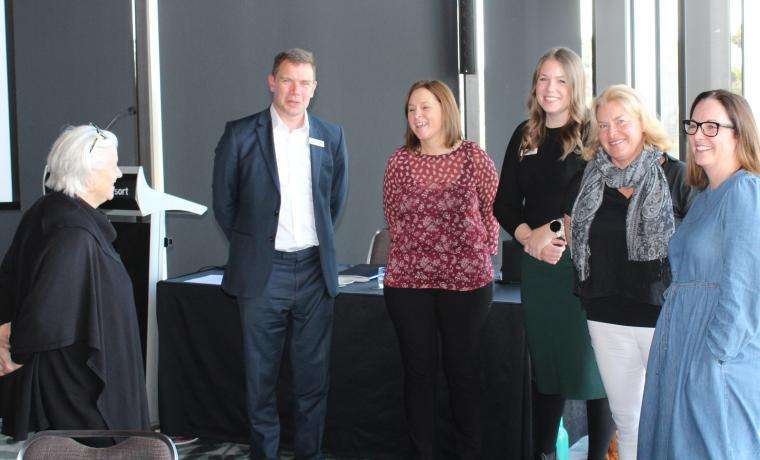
[382,80,499,459]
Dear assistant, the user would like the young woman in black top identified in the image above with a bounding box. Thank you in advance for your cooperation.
[567,85,693,460]
[494,47,615,460]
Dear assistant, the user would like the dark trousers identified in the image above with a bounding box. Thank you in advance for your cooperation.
[532,389,615,460]
[384,283,492,460]
[237,247,333,460]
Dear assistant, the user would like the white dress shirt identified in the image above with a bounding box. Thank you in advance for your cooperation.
[270,105,319,252]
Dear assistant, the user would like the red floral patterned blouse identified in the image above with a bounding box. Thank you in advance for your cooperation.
[383,140,500,291]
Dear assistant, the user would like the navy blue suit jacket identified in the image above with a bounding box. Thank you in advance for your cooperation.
[212,108,348,298]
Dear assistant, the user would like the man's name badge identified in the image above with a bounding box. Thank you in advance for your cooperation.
[309,137,325,148]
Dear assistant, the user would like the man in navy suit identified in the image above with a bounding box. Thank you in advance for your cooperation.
[212,48,348,460]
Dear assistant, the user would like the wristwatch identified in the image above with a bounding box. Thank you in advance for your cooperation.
[549,219,564,240]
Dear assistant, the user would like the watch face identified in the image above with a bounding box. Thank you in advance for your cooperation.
[549,220,562,233]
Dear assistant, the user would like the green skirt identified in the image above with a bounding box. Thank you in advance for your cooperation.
[520,252,606,399]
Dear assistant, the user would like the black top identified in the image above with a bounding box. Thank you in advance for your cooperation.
[566,155,695,327]
[494,121,586,237]
[0,192,149,439]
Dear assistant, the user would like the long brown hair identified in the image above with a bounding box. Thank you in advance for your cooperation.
[404,80,462,152]
[523,47,587,160]
[685,90,760,189]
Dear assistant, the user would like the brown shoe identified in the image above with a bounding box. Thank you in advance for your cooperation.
[605,433,619,460]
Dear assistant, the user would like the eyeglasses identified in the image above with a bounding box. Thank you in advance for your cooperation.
[88,123,106,153]
[88,107,135,153]
[682,120,734,137]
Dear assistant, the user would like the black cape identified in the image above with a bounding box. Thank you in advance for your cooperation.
[0,192,149,439]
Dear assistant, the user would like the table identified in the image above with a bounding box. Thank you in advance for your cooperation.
[157,270,530,459]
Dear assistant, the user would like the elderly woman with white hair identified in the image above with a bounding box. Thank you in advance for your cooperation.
[0,124,149,440]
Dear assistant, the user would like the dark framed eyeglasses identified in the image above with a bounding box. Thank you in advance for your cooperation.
[682,119,734,137]
[88,123,106,153]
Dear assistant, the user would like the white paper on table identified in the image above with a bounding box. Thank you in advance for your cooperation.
[338,275,372,286]
[184,274,223,285]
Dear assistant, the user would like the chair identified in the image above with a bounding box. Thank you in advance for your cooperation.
[499,238,522,283]
[16,430,178,460]
[366,228,391,264]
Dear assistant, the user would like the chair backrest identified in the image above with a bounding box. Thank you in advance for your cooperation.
[17,430,178,460]
[499,238,522,283]
[366,228,391,265]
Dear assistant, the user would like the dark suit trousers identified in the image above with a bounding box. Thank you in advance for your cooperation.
[237,247,333,460]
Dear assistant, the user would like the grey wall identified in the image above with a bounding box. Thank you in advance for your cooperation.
[0,0,137,255]
[159,0,459,276]
[594,0,630,91]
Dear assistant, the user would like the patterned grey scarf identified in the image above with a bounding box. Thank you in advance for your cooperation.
[570,145,674,281]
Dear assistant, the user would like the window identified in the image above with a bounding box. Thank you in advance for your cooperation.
[631,0,679,156]
[730,0,742,95]
[732,0,759,114]
[580,0,594,104]
[745,1,759,113]
[657,0,679,157]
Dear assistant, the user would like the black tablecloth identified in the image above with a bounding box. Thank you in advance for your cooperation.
[157,270,530,459]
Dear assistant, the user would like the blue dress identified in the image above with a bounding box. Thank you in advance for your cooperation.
[638,170,760,459]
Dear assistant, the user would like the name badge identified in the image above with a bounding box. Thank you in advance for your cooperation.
[520,148,538,157]
[308,137,325,148]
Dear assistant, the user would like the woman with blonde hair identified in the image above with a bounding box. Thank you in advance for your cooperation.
[568,85,693,459]
[639,90,760,459]
[494,47,615,460]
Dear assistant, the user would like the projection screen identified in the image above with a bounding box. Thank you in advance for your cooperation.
[0,0,18,209]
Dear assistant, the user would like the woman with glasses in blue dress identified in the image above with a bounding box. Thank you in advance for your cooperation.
[639,90,760,459]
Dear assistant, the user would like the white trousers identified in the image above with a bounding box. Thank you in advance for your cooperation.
[586,320,654,460]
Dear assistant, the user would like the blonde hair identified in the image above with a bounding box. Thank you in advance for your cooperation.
[404,80,462,152]
[584,84,672,160]
[686,89,760,189]
[523,47,588,160]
